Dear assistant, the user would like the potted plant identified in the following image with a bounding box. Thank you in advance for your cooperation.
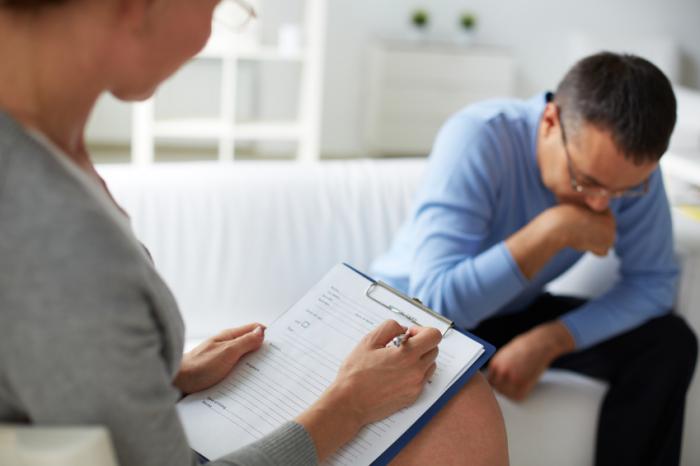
[458,11,477,45]
[410,9,430,41]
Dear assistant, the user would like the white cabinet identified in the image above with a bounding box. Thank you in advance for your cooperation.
[365,42,516,156]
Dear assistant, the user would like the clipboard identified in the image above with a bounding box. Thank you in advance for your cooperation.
[342,263,496,465]
[189,263,495,465]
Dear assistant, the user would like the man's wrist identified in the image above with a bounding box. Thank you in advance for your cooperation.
[539,207,572,251]
[531,320,576,361]
[506,208,571,280]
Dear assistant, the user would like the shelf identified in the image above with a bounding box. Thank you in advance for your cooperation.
[152,119,303,141]
[197,41,305,62]
[236,122,302,140]
[378,40,514,57]
[131,0,326,163]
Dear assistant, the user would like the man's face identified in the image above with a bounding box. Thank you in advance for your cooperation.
[539,106,658,212]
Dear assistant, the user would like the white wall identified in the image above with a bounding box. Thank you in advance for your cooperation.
[86,0,700,157]
[321,0,700,157]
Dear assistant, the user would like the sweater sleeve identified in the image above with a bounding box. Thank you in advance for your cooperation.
[407,114,529,329]
[559,169,679,349]
[217,422,317,466]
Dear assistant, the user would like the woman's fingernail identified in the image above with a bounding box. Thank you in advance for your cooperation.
[253,326,263,335]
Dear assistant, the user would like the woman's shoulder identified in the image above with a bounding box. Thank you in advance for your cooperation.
[2,139,139,267]
[0,117,186,379]
[0,113,163,321]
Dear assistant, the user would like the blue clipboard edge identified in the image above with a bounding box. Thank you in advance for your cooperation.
[342,262,376,283]
[371,330,496,466]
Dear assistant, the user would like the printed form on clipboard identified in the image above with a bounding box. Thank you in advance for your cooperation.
[177,263,495,465]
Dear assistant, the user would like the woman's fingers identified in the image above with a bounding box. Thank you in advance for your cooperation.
[420,347,439,365]
[215,323,265,341]
[404,326,442,355]
[367,320,407,349]
[365,322,442,356]
[422,362,437,384]
[225,326,265,360]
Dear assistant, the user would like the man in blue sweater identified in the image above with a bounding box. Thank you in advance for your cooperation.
[371,52,697,465]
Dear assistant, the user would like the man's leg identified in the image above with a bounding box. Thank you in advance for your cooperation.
[471,294,698,466]
[552,311,697,466]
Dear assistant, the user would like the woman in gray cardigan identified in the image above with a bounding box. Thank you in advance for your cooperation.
[0,0,508,465]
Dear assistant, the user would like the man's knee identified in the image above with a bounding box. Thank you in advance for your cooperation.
[653,314,698,379]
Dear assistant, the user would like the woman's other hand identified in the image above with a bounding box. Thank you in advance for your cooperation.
[174,323,265,395]
[296,320,441,461]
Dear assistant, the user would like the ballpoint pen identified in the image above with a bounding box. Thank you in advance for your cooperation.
[392,332,410,347]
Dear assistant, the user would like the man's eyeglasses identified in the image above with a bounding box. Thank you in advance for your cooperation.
[559,119,649,199]
[217,0,257,32]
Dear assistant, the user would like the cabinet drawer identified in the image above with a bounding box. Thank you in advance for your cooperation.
[365,43,516,156]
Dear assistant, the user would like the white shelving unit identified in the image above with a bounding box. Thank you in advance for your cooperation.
[131,0,326,164]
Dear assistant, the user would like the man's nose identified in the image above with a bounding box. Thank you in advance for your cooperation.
[585,195,610,212]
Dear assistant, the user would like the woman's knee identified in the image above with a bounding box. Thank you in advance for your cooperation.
[457,372,504,421]
[390,373,509,466]
[447,373,510,464]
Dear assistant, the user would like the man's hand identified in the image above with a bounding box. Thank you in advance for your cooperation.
[506,204,616,280]
[174,323,266,395]
[552,204,616,256]
[487,321,575,401]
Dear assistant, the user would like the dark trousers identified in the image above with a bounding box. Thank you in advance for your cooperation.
[471,294,698,466]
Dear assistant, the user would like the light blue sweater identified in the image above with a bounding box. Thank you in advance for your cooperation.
[371,94,679,350]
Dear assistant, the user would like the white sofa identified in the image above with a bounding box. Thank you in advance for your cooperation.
[98,158,700,466]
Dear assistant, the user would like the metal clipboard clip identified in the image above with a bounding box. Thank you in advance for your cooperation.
[365,281,454,336]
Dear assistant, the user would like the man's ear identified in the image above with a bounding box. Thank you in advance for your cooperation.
[540,102,560,137]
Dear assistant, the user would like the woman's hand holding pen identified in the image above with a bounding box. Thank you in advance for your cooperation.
[296,320,442,462]
[333,320,441,425]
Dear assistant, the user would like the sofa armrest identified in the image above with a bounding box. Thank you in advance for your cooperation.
[673,210,700,322]
[0,425,118,466]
